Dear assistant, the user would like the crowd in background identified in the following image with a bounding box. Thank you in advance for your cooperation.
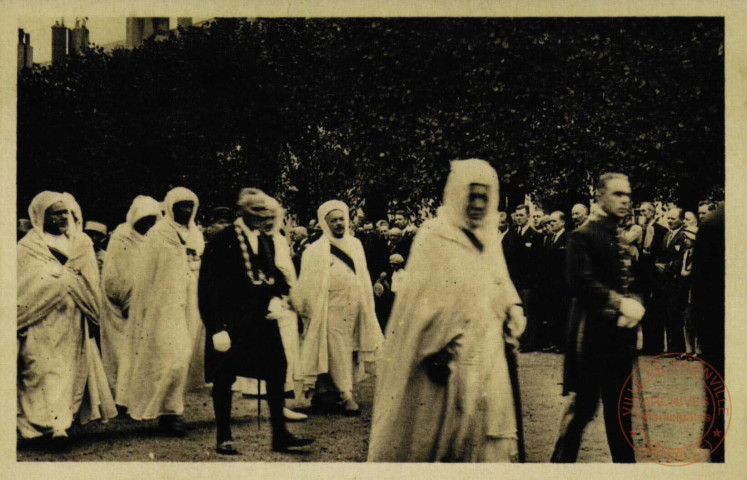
[15,184,723,458]
[16,195,722,365]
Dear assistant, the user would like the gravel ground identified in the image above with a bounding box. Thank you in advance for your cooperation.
[17,353,710,463]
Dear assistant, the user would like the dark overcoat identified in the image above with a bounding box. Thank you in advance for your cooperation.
[198,226,288,383]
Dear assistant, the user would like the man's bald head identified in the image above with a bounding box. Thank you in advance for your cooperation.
[571,203,588,227]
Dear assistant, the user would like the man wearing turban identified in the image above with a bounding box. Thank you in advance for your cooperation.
[368,159,526,462]
[100,195,161,410]
[126,187,205,435]
[199,188,314,454]
[17,191,117,444]
[293,200,384,416]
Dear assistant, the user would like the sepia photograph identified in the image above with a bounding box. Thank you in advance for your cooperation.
[6,1,745,477]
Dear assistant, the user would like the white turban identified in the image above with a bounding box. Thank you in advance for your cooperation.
[237,188,278,218]
[28,191,66,231]
[164,187,199,225]
[126,195,162,227]
[163,187,204,255]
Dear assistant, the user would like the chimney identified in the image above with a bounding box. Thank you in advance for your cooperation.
[17,29,25,71]
[24,33,33,69]
[51,21,68,65]
[126,17,144,48]
[69,18,90,55]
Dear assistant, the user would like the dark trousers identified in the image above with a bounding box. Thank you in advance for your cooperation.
[534,293,567,351]
[552,335,636,463]
[519,289,538,350]
[663,282,687,353]
[212,366,286,444]
[642,293,666,354]
[549,294,569,349]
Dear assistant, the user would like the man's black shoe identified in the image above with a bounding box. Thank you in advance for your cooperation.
[216,440,240,455]
[157,415,188,437]
[272,433,315,452]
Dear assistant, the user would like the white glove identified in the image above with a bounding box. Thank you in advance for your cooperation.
[373,282,384,297]
[616,315,640,329]
[266,296,285,321]
[619,297,645,321]
[212,330,231,352]
[507,305,527,339]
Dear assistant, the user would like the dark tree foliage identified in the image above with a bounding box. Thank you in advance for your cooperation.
[18,17,724,226]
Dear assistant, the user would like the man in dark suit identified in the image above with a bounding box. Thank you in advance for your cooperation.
[198,188,314,455]
[392,209,414,260]
[654,207,688,353]
[533,214,555,350]
[503,204,542,351]
[543,211,569,352]
[360,223,390,283]
[638,201,670,354]
[691,204,724,462]
[552,173,644,463]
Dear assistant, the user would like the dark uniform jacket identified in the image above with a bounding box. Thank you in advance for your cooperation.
[563,217,635,394]
[198,226,289,383]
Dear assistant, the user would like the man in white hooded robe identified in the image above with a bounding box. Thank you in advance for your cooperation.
[100,195,161,409]
[368,159,527,462]
[293,200,384,415]
[17,191,117,443]
[126,187,204,435]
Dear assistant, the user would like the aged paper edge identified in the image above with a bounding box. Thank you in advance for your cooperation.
[1,1,745,479]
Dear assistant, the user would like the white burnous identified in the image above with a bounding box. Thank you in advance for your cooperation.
[368,159,526,462]
[100,195,161,407]
[17,191,117,440]
[126,187,204,434]
[293,200,384,415]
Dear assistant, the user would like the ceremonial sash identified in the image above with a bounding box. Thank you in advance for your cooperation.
[330,244,356,273]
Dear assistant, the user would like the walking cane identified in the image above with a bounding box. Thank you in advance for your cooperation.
[505,334,526,462]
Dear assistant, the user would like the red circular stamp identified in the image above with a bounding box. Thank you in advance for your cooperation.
[617,353,730,465]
